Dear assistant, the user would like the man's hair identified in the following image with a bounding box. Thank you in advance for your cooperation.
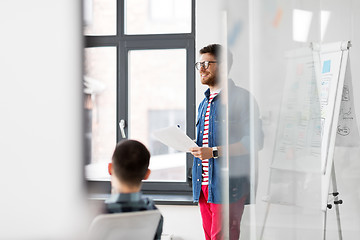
[199,44,233,71]
[112,139,150,187]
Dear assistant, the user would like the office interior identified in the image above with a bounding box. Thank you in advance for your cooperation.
[1,0,360,239]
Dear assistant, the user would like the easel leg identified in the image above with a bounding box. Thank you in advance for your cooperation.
[331,164,343,240]
[260,202,270,240]
[323,162,343,240]
[323,209,327,240]
[334,203,343,240]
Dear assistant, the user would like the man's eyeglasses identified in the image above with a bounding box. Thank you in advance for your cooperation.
[195,61,217,70]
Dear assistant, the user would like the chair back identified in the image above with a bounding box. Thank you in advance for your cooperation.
[88,210,161,240]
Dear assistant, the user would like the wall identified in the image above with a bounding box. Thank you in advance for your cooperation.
[157,205,204,240]
[0,1,88,239]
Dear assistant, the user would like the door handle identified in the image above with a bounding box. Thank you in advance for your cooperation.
[119,119,126,138]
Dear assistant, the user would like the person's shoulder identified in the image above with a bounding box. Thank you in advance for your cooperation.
[234,86,250,96]
[229,81,251,100]
[141,196,158,210]
[104,201,126,213]
[228,80,248,93]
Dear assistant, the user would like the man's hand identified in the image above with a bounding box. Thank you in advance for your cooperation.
[189,147,213,160]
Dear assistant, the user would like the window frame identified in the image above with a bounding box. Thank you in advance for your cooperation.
[85,0,196,203]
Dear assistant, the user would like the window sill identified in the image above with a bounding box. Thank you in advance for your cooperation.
[89,193,196,206]
[86,178,195,206]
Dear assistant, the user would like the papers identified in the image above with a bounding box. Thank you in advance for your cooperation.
[152,126,198,152]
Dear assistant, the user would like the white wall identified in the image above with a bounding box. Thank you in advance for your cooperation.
[195,0,224,106]
[157,205,204,240]
[0,1,88,239]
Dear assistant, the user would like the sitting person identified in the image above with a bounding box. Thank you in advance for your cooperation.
[105,139,163,240]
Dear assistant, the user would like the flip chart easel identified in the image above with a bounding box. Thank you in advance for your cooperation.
[260,41,359,240]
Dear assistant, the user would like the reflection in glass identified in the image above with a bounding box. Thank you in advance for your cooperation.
[84,47,116,179]
[128,49,187,181]
[125,0,191,35]
[292,9,313,42]
[220,53,265,240]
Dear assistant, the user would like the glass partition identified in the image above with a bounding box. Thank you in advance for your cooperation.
[197,0,360,239]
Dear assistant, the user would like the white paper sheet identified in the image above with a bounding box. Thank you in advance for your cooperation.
[152,126,198,152]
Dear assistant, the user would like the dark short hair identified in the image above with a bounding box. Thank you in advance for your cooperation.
[112,139,150,187]
[199,44,233,71]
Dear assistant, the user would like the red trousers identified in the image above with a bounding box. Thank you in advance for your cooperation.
[199,185,246,240]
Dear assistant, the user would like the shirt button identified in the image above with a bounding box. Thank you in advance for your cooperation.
[200,131,202,133]
[197,179,200,181]
[198,164,200,166]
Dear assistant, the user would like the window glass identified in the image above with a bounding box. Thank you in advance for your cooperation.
[128,49,187,181]
[83,0,116,35]
[84,47,116,180]
[125,0,191,35]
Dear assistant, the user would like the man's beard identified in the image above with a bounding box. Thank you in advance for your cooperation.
[202,75,217,87]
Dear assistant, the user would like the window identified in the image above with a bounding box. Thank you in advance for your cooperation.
[125,0,192,35]
[84,0,195,201]
[128,49,187,182]
[84,47,116,167]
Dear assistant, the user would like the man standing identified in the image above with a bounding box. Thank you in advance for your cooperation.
[190,44,263,240]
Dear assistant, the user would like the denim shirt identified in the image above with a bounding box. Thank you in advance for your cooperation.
[192,79,264,204]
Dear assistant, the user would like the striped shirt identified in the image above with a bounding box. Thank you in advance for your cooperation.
[201,91,219,185]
